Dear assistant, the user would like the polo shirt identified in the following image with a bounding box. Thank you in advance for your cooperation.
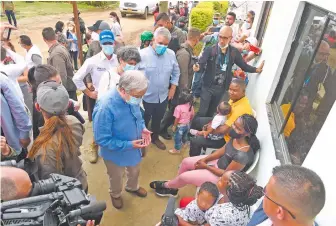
[224,96,253,142]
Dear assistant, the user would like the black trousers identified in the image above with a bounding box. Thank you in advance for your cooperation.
[160,101,177,134]
[143,99,168,141]
[198,85,226,117]
[68,90,78,101]
[189,116,225,156]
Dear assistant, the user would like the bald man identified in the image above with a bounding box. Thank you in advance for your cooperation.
[194,26,264,117]
[1,166,32,201]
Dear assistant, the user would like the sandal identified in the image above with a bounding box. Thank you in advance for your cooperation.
[169,149,181,154]
[149,181,167,190]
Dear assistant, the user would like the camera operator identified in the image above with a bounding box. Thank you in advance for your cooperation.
[0,166,32,201]
[27,81,88,192]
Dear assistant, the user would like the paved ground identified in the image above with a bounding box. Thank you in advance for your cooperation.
[9,9,196,226]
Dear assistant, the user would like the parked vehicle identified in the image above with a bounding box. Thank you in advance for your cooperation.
[119,0,158,19]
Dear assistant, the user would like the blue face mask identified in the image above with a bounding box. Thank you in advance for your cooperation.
[155,44,167,55]
[127,96,142,105]
[242,49,249,55]
[213,19,219,25]
[102,44,114,55]
[123,64,136,71]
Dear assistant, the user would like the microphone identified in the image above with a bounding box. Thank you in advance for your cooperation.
[68,201,106,218]
[161,197,178,226]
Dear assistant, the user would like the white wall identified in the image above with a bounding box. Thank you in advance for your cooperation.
[246,0,336,224]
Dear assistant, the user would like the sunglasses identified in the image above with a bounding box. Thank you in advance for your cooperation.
[263,186,296,219]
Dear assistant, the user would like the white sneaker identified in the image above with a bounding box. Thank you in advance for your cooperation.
[189,129,199,136]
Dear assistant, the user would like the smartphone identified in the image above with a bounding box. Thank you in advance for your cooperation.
[2,28,9,40]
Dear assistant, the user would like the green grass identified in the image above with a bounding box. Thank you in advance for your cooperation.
[9,1,118,19]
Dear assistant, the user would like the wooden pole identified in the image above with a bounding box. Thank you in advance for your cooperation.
[72,1,83,66]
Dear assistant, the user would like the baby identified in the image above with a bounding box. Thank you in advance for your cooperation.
[175,182,220,225]
[190,101,231,139]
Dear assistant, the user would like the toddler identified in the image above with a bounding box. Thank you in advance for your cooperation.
[190,101,231,140]
[175,182,220,225]
[169,89,194,154]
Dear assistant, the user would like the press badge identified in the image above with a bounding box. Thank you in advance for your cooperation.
[317,83,326,99]
[221,64,227,72]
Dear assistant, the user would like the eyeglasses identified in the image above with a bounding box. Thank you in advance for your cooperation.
[218,35,230,40]
[263,186,296,219]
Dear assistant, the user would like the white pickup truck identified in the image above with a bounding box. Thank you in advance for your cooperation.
[119,0,158,19]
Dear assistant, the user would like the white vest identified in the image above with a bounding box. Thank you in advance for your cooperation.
[25,45,43,69]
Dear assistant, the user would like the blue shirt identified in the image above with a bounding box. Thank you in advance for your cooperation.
[93,88,145,167]
[138,46,180,103]
[0,74,32,153]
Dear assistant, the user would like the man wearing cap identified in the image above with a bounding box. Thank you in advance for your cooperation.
[139,31,153,50]
[42,27,77,100]
[86,20,111,59]
[73,30,118,163]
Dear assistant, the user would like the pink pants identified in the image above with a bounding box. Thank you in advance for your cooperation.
[165,155,219,189]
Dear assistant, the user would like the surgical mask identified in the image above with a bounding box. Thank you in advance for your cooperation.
[155,44,167,55]
[68,26,74,30]
[102,44,114,55]
[91,32,99,41]
[242,49,249,55]
[127,96,142,105]
[213,19,219,25]
[123,64,136,71]
[229,129,245,139]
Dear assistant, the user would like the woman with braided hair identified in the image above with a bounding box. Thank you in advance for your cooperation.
[150,114,260,197]
[204,170,263,226]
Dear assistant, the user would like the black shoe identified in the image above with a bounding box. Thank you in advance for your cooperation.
[155,187,178,197]
[149,180,167,189]
[160,132,172,140]
[152,139,166,150]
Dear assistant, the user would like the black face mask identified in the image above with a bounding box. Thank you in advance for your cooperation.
[229,129,245,139]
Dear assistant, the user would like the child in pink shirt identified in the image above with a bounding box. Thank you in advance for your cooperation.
[170,89,195,154]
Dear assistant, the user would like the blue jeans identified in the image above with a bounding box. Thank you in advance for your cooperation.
[5,10,17,40]
[174,124,189,150]
[191,71,203,98]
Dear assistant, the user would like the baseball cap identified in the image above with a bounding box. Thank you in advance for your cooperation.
[36,81,69,115]
[140,31,153,41]
[99,30,115,44]
[88,20,110,32]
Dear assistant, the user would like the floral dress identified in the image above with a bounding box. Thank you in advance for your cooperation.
[205,202,249,226]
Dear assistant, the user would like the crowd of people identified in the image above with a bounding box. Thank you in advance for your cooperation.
[0,3,327,226]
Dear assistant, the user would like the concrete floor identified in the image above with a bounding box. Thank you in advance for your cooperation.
[81,120,196,226]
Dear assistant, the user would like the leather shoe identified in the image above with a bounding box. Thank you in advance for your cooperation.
[152,139,166,150]
[125,187,147,197]
[160,132,172,140]
[110,196,123,209]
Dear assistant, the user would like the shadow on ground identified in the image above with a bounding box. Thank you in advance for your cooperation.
[80,120,196,226]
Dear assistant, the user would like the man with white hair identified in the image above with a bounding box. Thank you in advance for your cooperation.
[138,27,180,150]
[93,70,151,209]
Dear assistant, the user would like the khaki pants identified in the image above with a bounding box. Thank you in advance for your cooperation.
[104,160,140,198]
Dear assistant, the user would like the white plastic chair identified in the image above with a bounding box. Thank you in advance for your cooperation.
[245,150,260,174]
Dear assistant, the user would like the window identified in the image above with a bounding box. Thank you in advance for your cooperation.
[255,1,273,46]
[268,3,336,165]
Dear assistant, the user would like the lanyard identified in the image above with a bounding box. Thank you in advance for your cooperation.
[218,46,229,69]
[304,65,329,86]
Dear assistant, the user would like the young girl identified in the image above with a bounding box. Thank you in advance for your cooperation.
[66,21,78,70]
[169,89,195,154]
[175,182,220,225]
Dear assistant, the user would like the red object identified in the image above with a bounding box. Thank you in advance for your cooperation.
[154,12,159,22]
[179,197,195,208]
[249,44,261,55]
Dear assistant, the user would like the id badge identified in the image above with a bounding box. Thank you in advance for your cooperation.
[221,64,227,72]
[317,83,326,99]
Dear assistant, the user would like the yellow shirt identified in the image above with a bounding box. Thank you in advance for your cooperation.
[3,2,14,11]
[224,96,253,142]
[281,103,295,137]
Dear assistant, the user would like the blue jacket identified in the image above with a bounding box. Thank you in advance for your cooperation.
[93,88,145,167]
[248,201,319,226]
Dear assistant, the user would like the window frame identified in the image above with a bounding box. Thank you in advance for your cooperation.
[265,2,334,164]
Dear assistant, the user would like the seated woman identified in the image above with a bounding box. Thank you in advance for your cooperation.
[204,170,263,226]
[150,114,260,196]
[28,81,88,192]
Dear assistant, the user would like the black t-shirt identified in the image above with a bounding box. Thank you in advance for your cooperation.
[168,37,180,53]
[217,139,254,171]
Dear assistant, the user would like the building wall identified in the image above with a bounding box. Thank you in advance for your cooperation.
[246,0,336,224]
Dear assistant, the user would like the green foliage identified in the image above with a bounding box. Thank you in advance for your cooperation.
[195,1,214,9]
[213,1,229,16]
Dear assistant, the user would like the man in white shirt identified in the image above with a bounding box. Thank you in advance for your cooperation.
[18,35,43,114]
[0,46,26,102]
[73,30,119,164]
[248,165,324,226]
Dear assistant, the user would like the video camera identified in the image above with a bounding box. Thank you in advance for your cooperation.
[0,160,106,226]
